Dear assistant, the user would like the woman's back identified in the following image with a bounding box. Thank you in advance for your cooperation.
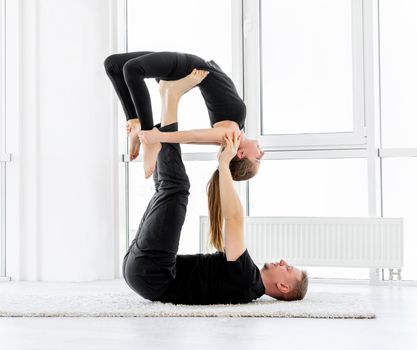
[184,54,246,130]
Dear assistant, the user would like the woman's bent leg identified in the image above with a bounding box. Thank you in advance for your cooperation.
[122,51,189,130]
[105,51,199,129]
[104,51,153,121]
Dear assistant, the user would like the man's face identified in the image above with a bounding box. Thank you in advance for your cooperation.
[261,259,302,286]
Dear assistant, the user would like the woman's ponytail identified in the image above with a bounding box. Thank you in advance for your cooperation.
[206,169,224,252]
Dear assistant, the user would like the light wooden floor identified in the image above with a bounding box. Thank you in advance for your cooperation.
[0,282,415,350]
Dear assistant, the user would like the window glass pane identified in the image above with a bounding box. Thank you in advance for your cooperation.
[249,158,369,279]
[382,158,417,281]
[127,0,233,152]
[379,0,417,148]
[128,163,154,237]
[179,161,217,254]
[129,160,217,254]
[249,159,368,216]
[261,0,354,135]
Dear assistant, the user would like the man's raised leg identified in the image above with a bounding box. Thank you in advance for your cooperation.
[122,87,190,301]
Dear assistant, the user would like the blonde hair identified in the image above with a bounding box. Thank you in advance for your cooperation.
[206,156,258,252]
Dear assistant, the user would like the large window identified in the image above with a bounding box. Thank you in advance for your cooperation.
[123,0,417,281]
[126,0,235,253]
[379,0,417,280]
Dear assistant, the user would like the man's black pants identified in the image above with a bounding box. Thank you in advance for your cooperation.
[122,122,190,300]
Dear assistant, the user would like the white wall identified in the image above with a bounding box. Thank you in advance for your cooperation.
[5,0,122,281]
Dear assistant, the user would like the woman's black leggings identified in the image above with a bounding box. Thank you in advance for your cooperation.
[103,51,205,130]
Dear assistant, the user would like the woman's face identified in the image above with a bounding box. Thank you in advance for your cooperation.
[241,139,265,164]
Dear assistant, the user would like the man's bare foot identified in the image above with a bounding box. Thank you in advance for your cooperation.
[142,142,162,178]
[126,119,141,161]
[159,69,209,98]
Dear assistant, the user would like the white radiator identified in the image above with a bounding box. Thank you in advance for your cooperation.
[199,216,403,269]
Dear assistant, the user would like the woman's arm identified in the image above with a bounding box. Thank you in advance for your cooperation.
[140,126,239,145]
[218,133,246,262]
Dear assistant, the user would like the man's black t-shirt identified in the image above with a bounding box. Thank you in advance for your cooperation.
[156,249,265,305]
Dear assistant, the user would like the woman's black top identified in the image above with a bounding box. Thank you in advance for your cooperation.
[184,54,246,130]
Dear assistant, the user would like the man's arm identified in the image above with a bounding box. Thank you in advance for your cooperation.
[218,134,246,261]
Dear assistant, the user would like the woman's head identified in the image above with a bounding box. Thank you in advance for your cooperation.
[235,138,264,173]
[230,137,265,181]
[229,155,258,181]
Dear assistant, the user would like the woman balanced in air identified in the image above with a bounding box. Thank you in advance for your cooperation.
[104,51,265,250]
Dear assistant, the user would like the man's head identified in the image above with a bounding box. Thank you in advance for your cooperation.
[260,259,308,301]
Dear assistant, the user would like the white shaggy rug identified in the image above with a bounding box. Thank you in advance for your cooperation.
[0,279,375,319]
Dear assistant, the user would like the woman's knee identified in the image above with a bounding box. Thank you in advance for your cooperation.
[103,54,123,75]
[122,59,145,83]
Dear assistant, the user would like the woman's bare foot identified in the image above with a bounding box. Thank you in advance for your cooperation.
[142,142,162,178]
[159,69,209,98]
[126,119,141,161]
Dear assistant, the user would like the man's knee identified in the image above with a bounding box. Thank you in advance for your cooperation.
[181,175,191,193]
[172,173,191,196]
[173,178,190,198]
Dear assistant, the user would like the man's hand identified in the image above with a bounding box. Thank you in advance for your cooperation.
[218,131,241,166]
[139,127,162,145]
[126,118,140,134]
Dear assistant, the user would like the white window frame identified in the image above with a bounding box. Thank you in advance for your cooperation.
[1,0,17,282]
[0,0,6,279]
[243,0,367,150]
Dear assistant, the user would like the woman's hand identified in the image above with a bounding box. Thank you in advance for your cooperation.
[139,127,162,145]
[218,131,241,166]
